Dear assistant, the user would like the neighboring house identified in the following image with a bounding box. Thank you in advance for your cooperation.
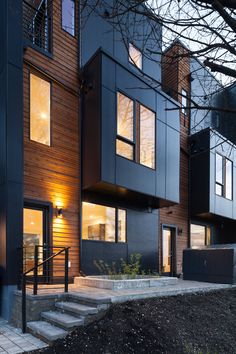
[0,0,180,320]
[162,40,236,276]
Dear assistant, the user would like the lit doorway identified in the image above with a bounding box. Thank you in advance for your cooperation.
[161,226,176,276]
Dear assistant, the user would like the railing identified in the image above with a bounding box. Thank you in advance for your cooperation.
[21,245,70,333]
[23,0,52,52]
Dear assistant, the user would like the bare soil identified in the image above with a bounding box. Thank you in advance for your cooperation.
[35,288,236,354]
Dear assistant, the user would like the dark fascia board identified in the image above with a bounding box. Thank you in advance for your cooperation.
[82,47,181,109]
[191,126,236,150]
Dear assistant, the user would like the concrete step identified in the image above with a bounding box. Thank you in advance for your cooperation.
[55,301,99,316]
[27,320,67,342]
[41,310,84,329]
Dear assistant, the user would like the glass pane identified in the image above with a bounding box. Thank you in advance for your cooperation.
[62,0,75,36]
[216,153,223,184]
[140,105,155,169]
[162,229,171,273]
[30,74,51,146]
[117,92,134,141]
[116,139,134,160]
[225,159,233,200]
[82,202,116,242]
[182,89,187,115]
[129,43,142,69]
[118,209,126,242]
[23,208,44,273]
[216,183,223,196]
[206,227,211,246]
[190,224,206,248]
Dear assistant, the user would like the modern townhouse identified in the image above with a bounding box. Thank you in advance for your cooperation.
[0,0,180,321]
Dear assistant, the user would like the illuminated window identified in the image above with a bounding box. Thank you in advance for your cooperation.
[140,105,155,169]
[82,202,126,243]
[190,224,211,248]
[62,0,75,36]
[129,43,142,69]
[30,73,51,146]
[215,153,232,200]
[116,92,156,169]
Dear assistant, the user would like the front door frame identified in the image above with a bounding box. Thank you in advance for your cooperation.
[161,224,177,277]
[23,199,53,278]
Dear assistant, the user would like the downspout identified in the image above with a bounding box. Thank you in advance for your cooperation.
[78,0,83,274]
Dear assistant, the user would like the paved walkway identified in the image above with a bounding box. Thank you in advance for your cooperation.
[0,318,48,354]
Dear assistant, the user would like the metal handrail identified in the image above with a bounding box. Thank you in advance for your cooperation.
[21,245,70,333]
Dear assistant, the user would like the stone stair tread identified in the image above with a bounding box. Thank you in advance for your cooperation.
[41,311,84,328]
[56,301,98,315]
[27,320,67,342]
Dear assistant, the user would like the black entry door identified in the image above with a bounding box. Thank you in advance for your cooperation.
[23,203,50,274]
[162,226,176,276]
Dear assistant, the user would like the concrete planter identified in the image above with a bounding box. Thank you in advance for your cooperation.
[74,276,178,291]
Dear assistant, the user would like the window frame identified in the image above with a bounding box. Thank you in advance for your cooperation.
[32,0,53,54]
[82,201,127,243]
[181,88,188,116]
[215,152,233,200]
[190,223,211,248]
[61,0,76,37]
[116,91,156,170]
[29,71,52,147]
[128,42,143,70]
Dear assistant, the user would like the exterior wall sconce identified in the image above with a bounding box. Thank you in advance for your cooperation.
[178,227,183,236]
[56,206,63,218]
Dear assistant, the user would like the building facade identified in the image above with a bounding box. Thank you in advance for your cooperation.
[0,1,236,321]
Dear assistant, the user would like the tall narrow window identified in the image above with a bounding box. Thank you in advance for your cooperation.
[116,93,134,160]
[129,43,142,69]
[62,0,75,36]
[32,0,51,52]
[215,153,233,200]
[181,89,188,116]
[30,73,51,146]
[140,105,155,169]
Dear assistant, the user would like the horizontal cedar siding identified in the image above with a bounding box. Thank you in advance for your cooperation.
[23,0,80,277]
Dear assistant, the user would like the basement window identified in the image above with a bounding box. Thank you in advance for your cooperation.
[82,202,127,243]
[62,0,75,36]
[30,73,51,146]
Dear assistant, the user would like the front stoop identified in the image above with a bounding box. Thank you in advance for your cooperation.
[27,300,107,344]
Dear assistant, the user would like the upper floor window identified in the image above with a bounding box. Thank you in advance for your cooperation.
[82,202,127,243]
[23,0,52,53]
[116,92,156,169]
[181,89,188,116]
[190,224,211,248]
[62,0,75,36]
[215,153,233,200]
[30,73,51,146]
[129,43,142,69]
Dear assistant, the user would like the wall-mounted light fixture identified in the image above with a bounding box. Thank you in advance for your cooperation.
[178,227,183,236]
[56,206,63,218]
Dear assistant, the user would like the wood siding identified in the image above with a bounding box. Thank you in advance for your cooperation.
[161,43,190,274]
[23,0,80,277]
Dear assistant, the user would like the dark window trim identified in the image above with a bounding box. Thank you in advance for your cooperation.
[161,224,177,277]
[181,88,188,116]
[82,201,127,243]
[116,90,156,170]
[215,152,233,200]
[61,0,76,37]
[32,0,53,54]
[29,70,52,147]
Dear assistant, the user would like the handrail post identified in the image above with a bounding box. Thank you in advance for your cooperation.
[22,274,27,333]
[33,245,39,295]
[65,248,69,293]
